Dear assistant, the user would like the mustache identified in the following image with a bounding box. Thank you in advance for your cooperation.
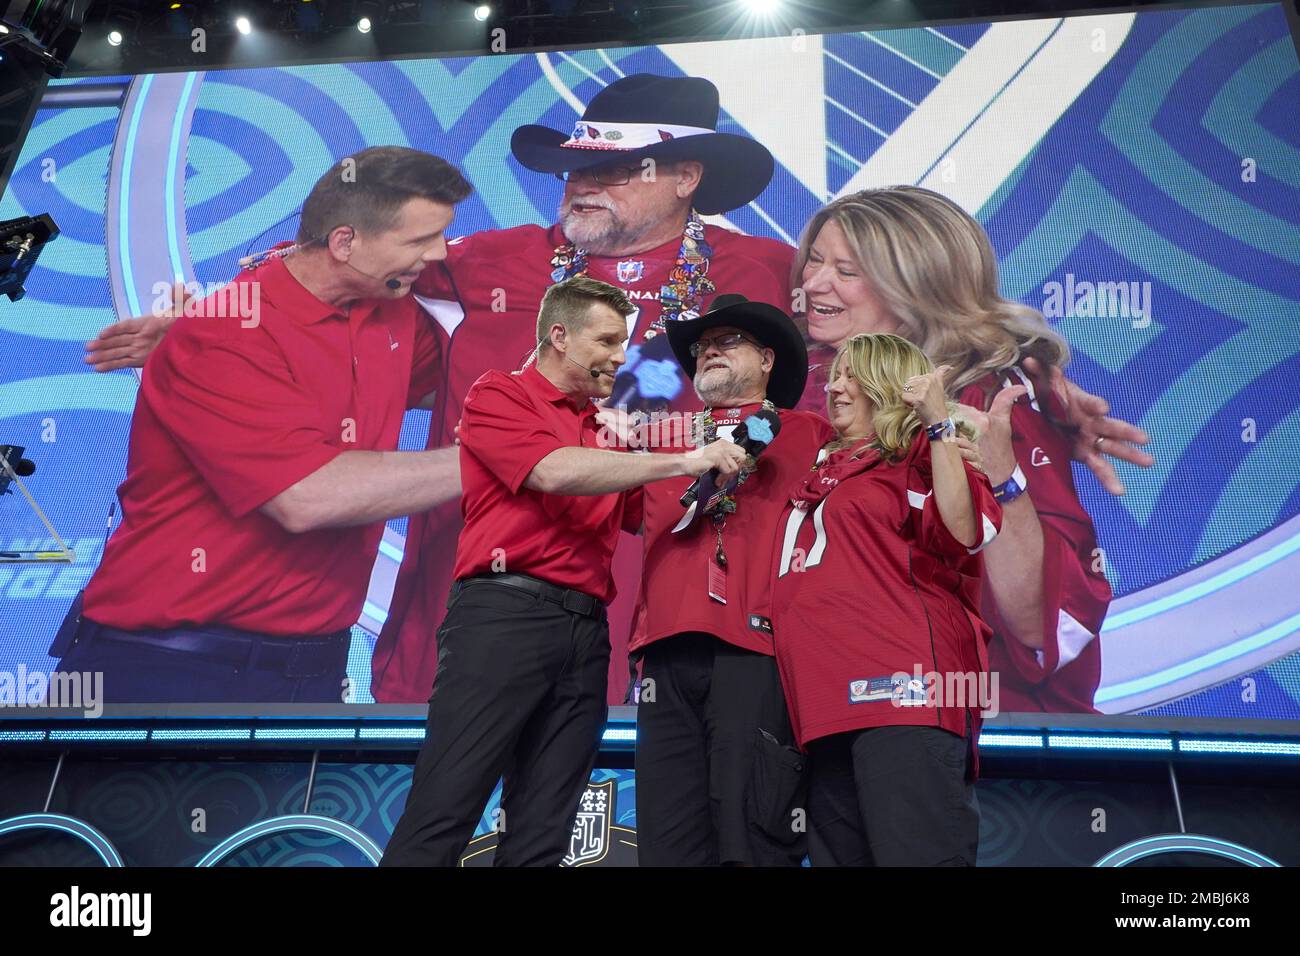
[561,198,616,214]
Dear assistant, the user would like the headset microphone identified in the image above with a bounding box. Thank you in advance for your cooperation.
[565,354,615,380]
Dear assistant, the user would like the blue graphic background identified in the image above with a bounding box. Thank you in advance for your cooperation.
[1,5,1298,716]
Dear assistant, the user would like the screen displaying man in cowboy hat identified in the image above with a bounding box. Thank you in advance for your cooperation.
[82,72,798,706]
[84,72,1147,712]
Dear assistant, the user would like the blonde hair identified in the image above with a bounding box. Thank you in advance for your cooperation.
[794,185,1069,397]
[829,333,976,459]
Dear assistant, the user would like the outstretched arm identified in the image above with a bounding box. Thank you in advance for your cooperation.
[84,280,191,372]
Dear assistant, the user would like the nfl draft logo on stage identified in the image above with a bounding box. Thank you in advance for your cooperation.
[563,780,613,866]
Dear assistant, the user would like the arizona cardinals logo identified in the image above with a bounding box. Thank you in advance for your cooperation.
[658,129,674,141]
[1031,447,1052,467]
[586,125,600,139]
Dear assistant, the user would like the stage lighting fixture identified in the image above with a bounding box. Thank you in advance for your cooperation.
[107,29,122,45]
[473,5,490,21]
[0,0,88,77]
[235,15,251,34]
[357,16,371,32]
[745,0,780,13]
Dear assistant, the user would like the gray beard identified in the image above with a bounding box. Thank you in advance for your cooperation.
[695,367,754,407]
[558,210,662,257]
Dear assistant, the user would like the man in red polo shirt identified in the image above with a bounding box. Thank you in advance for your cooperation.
[57,147,472,703]
[380,277,747,867]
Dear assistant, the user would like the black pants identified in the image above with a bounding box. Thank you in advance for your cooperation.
[380,579,610,867]
[806,718,980,867]
[635,632,807,866]
[53,616,351,703]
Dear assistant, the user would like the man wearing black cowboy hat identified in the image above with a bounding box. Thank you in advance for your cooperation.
[372,73,798,703]
[628,293,835,866]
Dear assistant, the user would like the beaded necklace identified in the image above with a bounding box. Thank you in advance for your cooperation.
[550,209,715,338]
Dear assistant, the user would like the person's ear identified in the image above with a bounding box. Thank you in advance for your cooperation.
[676,161,704,200]
[762,347,775,374]
[550,323,567,353]
[327,225,355,260]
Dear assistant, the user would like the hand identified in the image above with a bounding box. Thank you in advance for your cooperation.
[952,436,985,473]
[83,279,190,372]
[452,419,462,447]
[954,385,1026,486]
[682,439,749,480]
[901,364,953,426]
[1022,356,1154,496]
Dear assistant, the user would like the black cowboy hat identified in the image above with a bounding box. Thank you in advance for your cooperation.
[667,294,808,409]
[510,74,775,216]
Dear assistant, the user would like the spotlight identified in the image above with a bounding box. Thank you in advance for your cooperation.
[235,16,251,34]
[745,0,780,13]
[107,30,123,46]
[357,16,371,33]
[473,5,490,21]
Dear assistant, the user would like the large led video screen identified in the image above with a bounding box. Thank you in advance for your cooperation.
[1,2,1298,720]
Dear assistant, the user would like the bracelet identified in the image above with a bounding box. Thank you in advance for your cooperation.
[925,418,956,442]
[993,464,1028,503]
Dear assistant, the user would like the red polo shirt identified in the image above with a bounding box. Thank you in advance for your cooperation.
[82,255,441,635]
[453,364,642,603]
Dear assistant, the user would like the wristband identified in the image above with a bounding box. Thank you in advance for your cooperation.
[925,417,956,442]
[993,464,1028,504]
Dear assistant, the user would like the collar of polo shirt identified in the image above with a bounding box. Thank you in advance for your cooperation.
[522,363,595,414]
[263,251,379,325]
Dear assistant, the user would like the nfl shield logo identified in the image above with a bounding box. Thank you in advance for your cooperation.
[616,259,644,284]
[562,779,614,866]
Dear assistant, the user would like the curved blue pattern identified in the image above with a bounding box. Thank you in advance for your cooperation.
[0,5,1298,719]
[195,814,383,866]
[0,814,126,866]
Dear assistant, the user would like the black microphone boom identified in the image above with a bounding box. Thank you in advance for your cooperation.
[565,354,613,379]
[342,258,402,290]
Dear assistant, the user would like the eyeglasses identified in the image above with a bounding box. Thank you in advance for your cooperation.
[689,332,760,358]
[555,165,638,187]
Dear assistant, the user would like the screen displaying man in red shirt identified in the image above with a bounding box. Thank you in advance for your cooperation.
[60,147,472,704]
[380,277,748,867]
[83,74,798,706]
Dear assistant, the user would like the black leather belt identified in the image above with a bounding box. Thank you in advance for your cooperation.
[453,573,606,620]
[79,618,350,678]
